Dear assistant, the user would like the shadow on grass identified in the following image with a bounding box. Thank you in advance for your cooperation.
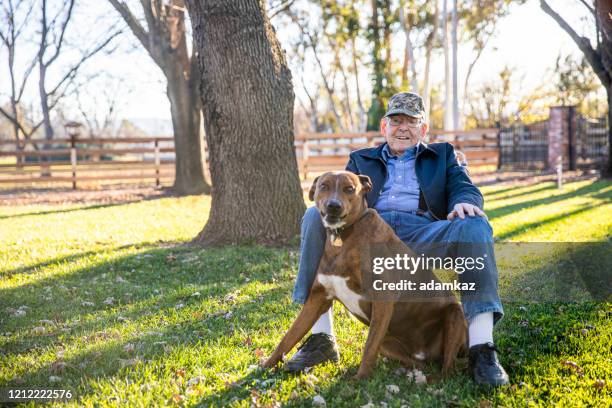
[486,183,556,202]
[0,193,175,220]
[0,243,160,278]
[0,242,302,406]
[0,243,294,347]
[486,180,608,220]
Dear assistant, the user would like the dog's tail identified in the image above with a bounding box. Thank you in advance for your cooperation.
[441,303,468,377]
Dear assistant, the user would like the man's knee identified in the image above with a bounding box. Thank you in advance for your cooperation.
[303,206,322,225]
[301,206,324,236]
[452,216,493,242]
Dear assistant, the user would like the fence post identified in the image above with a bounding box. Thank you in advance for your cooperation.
[70,134,77,190]
[496,122,502,170]
[557,155,563,189]
[154,138,160,188]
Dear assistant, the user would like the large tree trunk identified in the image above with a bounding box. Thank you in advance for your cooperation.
[165,59,209,195]
[186,0,305,246]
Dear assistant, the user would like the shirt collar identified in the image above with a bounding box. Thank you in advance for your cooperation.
[382,142,419,161]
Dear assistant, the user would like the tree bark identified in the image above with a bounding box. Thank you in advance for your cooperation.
[164,52,209,194]
[186,0,305,246]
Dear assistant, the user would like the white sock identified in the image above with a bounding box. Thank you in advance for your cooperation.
[468,312,494,347]
[311,307,334,336]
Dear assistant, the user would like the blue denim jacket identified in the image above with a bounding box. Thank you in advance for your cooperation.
[345,142,484,220]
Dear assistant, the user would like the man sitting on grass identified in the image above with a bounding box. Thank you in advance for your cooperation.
[288,92,509,386]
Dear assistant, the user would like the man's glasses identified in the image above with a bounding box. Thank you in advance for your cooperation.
[387,117,423,128]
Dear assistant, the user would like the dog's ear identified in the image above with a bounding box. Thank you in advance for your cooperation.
[358,175,372,193]
[308,176,320,201]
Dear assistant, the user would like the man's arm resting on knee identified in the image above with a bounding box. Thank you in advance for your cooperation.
[444,143,485,217]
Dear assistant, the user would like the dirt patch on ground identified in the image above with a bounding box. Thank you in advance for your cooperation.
[0,185,176,206]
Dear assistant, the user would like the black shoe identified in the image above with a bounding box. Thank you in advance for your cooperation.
[284,333,339,373]
[469,342,510,386]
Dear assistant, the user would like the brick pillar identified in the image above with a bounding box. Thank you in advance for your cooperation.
[548,106,577,170]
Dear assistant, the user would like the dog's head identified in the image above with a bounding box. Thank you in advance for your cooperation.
[309,171,372,229]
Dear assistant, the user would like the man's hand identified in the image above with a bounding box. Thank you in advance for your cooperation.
[447,203,487,220]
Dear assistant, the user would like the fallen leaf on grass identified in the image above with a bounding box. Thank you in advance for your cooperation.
[166,254,177,262]
[171,394,184,403]
[479,400,492,408]
[561,360,584,376]
[312,395,326,406]
[406,369,427,384]
[186,376,205,386]
[6,307,27,317]
[32,326,46,335]
[118,358,140,368]
[175,369,186,378]
[302,374,318,388]
[254,348,264,358]
[123,343,135,354]
[386,384,400,394]
[593,379,606,390]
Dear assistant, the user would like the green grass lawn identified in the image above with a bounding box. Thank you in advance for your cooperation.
[1,178,611,407]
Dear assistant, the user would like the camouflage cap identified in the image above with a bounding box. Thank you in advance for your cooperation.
[383,92,425,119]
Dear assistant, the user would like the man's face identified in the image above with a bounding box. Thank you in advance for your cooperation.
[380,114,428,156]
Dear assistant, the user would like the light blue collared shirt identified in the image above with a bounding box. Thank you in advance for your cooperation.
[373,143,421,213]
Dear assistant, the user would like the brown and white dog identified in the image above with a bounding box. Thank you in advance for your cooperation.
[262,171,467,379]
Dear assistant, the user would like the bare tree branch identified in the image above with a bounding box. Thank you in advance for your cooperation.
[107,0,150,52]
[42,0,75,68]
[269,0,295,19]
[46,29,123,98]
[578,0,595,15]
[540,0,610,86]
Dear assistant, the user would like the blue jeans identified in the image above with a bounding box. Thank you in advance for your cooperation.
[292,206,504,324]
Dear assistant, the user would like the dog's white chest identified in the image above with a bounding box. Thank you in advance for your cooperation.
[317,274,367,320]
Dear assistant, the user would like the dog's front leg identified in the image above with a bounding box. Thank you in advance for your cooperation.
[355,301,394,379]
[261,283,332,368]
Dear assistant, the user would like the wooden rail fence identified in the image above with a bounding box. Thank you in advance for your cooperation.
[0,136,176,188]
[0,128,499,188]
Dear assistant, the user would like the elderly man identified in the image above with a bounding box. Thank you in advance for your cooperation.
[287,92,508,386]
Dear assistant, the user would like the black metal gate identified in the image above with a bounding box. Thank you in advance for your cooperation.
[575,115,609,168]
[498,122,549,170]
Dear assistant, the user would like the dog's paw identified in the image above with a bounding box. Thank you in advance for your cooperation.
[260,355,281,369]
